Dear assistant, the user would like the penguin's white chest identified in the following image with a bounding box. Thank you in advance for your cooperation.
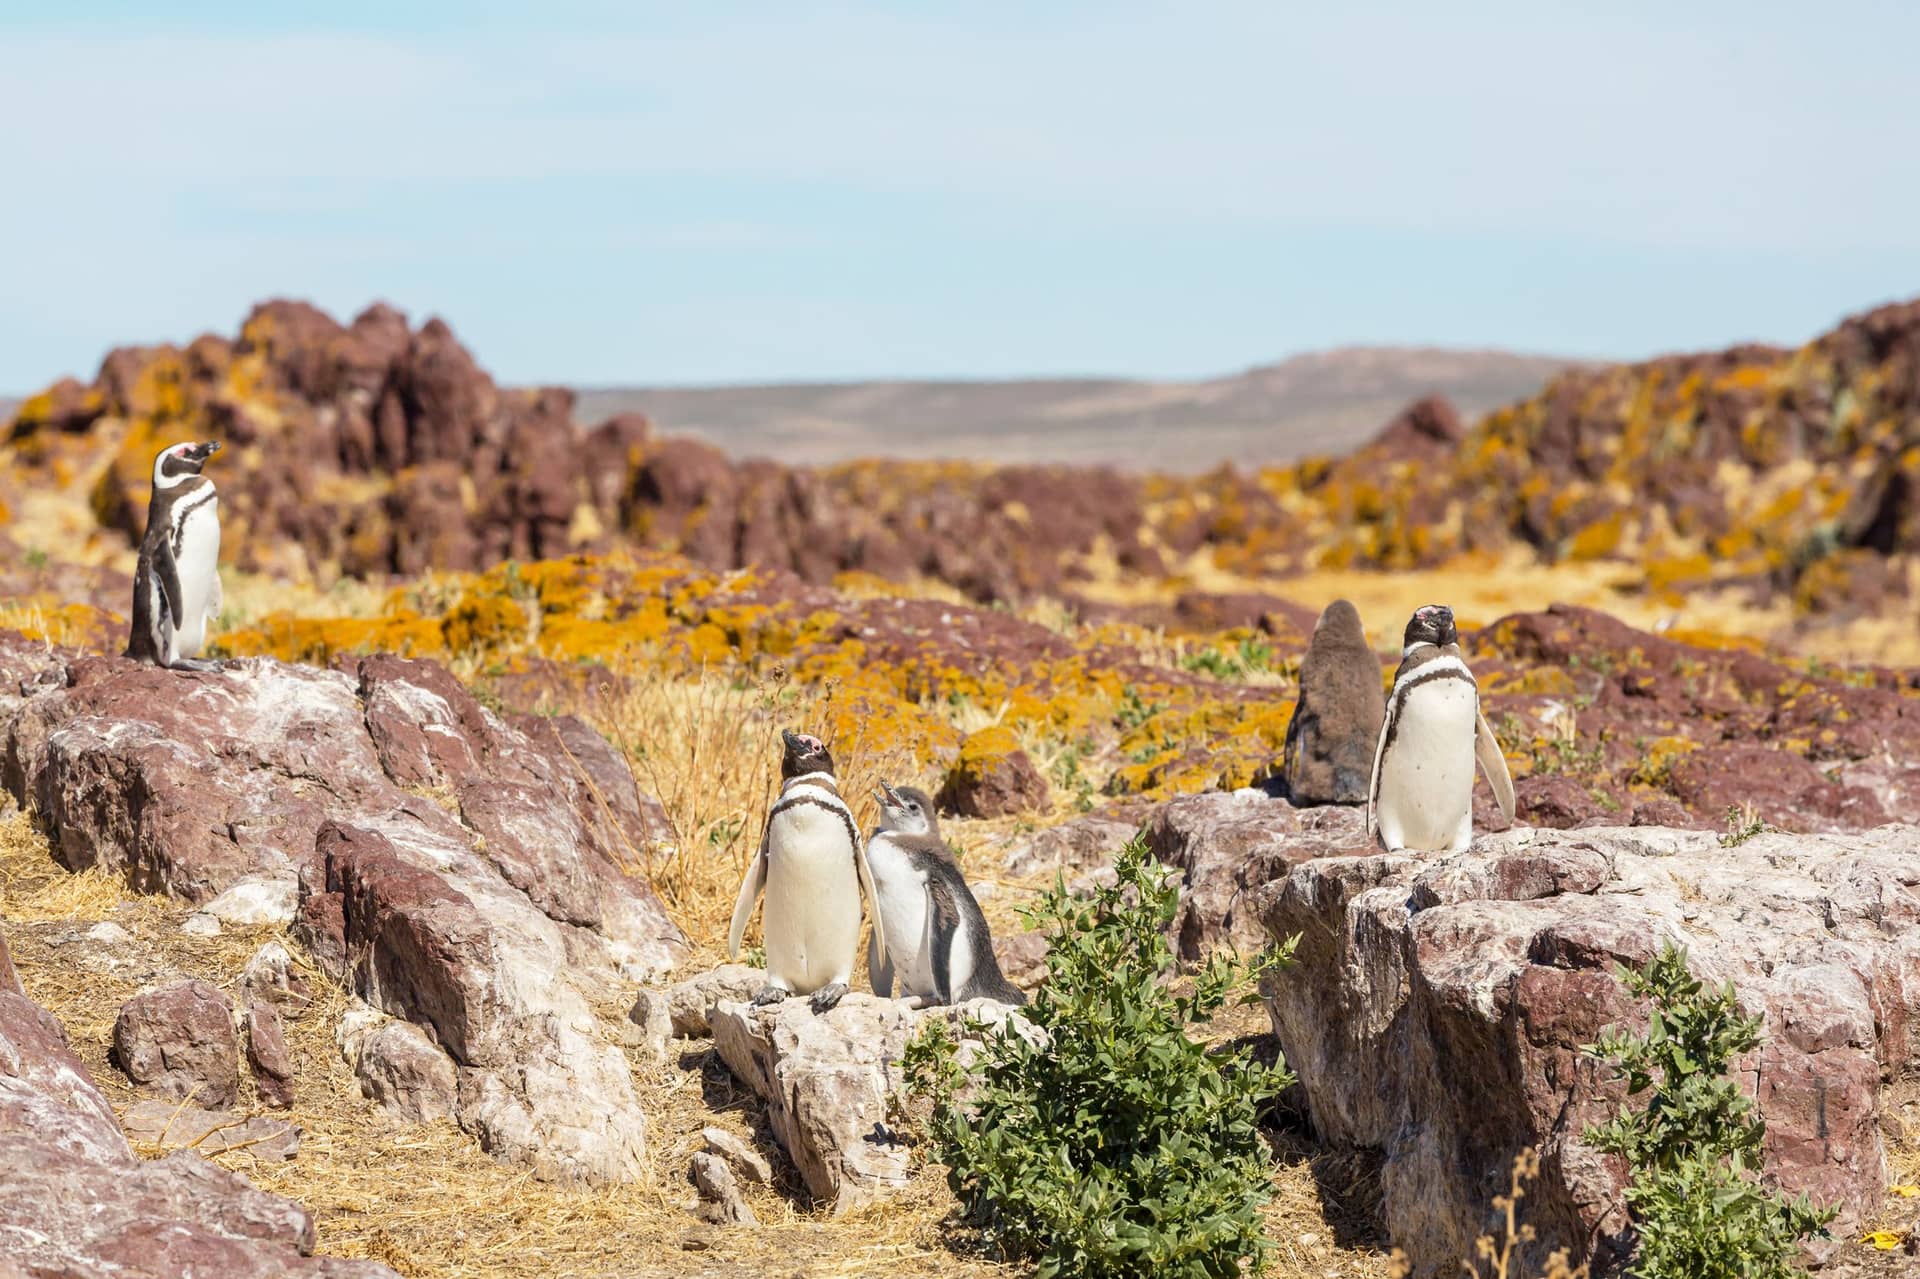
[172,494,222,659]
[1376,679,1479,852]
[865,836,936,998]
[762,801,862,993]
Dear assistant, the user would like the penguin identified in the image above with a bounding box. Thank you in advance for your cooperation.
[1367,603,1516,853]
[126,440,226,672]
[864,782,1025,1008]
[728,729,887,1014]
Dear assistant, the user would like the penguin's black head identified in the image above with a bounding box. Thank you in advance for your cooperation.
[779,728,834,780]
[875,781,938,836]
[152,440,223,487]
[1403,603,1457,649]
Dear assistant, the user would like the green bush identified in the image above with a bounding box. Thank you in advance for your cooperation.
[904,840,1296,1279]
[1585,943,1834,1279]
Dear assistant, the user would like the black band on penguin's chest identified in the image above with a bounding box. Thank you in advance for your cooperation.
[769,794,861,857]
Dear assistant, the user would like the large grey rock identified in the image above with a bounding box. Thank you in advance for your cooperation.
[0,986,391,1278]
[688,1152,758,1226]
[1280,599,1386,805]
[1253,824,1920,1278]
[710,993,1033,1211]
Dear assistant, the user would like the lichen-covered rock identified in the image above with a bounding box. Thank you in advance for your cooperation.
[111,979,240,1108]
[939,726,1050,819]
[1280,599,1386,805]
[1251,823,1920,1277]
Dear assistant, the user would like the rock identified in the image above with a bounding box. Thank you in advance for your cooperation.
[111,979,241,1108]
[351,1019,458,1124]
[0,926,18,997]
[710,994,1034,1211]
[241,941,314,1015]
[1144,790,1371,959]
[993,929,1050,991]
[182,912,222,937]
[1280,600,1386,805]
[627,987,674,1065]
[1,986,391,1278]
[939,727,1051,819]
[1251,823,1920,1277]
[121,1099,301,1161]
[203,873,299,926]
[246,1001,295,1109]
[701,1126,774,1185]
[3,649,688,1183]
[998,814,1139,877]
[646,964,767,1039]
[688,1152,758,1226]
[85,920,132,946]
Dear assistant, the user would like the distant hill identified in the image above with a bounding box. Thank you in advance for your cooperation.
[573,346,1582,471]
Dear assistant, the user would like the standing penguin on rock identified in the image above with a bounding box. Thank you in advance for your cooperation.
[1368,604,1515,853]
[728,729,887,1014]
[126,440,227,672]
[865,782,1025,1008]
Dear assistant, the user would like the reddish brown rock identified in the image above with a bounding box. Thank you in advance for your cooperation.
[246,1001,295,1109]
[1281,600,1386,805]
[111,980,240,1108]
[0,925,19,997]
[1,985,386,1277]
[1252,823,1920,1277]
[939,728,1050,819]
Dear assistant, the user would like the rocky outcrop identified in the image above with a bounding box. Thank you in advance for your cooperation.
[1,644,686,1183]
[1144,790,1371,960]
[940,727,1051,819]
[710,992,1037,1211]
[0,984,391,1277]
[1280,599,1386,805]
[111,979,241,1108]
[1251,823,1920,1277]
[347,1017,458,1124]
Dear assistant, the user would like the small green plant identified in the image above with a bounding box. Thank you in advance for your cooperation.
[1585,944,1833,1279]
[23,546,48,571]
[1719,804,1768,847]
[1116,687,1163,731]
[1049,737,1099,812]
[1177,636,1281,682]
[904,841,1297,1279]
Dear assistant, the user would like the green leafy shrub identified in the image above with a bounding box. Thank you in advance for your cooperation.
[904,840,1297,1279]
[1585,943,1834,1279]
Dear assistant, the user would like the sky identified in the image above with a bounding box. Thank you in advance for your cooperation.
[3,1,1918,390]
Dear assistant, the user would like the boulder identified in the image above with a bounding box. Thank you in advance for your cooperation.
[939,727,1051,819]
[245,1001,295,1109]
[701,1127,774,1185]
[350,1018,459,1125]
[0,987,391,1278]
[998,814,1139,877]
[710,994,1033,1211]
[635,963,767,1040]
[1280,599,1386,805]
[1144,790,1371,960]
[3,649,687,1183]
[240,941,313,1016]
[111,979,241,1108]
[1251,824,1920,1277]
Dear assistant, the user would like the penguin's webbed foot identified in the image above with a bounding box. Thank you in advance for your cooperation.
[750,983,789,1007]
[168,658,227,674]
[808,982,850,1015]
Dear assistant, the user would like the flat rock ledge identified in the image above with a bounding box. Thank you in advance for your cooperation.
[1252,818,1920,1278]
[710,992,1034,1211]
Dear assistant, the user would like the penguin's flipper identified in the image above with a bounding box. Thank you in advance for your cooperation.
[1365,701,1393,841]
[927,875,961,1007]
[152,538,186,631]
[727,834,768,960]
[868,928,894,999]
[856,841,888,971]
[1475,709,1516,822]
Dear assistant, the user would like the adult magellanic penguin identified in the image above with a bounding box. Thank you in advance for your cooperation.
[126,440,226,672]
[728,729,887,1014]
[1367,604,1515,853]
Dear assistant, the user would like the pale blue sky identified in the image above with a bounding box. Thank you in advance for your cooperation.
[3,2,1917,390]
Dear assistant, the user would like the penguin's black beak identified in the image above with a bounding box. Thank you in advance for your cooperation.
[780,728,801,750]
[190,441,223,463]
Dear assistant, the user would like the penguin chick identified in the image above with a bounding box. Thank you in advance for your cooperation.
[127,440,226,672]
[865,782,1025,1008]
[1367,604,1516,853]
[728,729,887,1014]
